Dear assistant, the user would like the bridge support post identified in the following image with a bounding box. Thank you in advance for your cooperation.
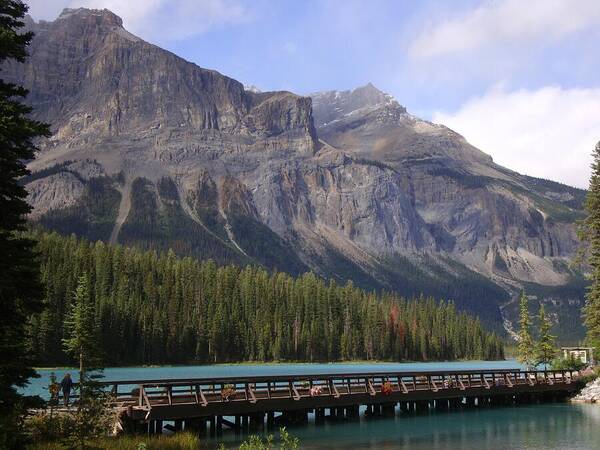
[235,415,242,434]
[302,410,310,424]
[382,403,395,417]
[315,408,322,424]
[449,398,462,409]
[174,419,183,432]
[491,395,507,406]
[315,408,325,424]
[346,405,359,420]
[209,416,216,437]
[198,419,206,437]
[183,418,197,433]
[155,420,162,435]
[415,401,428,414]
[249,412,264,431]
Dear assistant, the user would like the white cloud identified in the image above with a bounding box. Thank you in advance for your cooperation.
[26,0,67,20]
[433,85,600,189]
[410,0,600,60]
[26,0,249,42]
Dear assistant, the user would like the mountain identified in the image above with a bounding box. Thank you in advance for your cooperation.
[7,8,587,339]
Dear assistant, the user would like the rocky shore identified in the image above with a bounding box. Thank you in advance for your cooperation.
[571,373,600,403]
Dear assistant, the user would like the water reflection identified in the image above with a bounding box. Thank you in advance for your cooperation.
[216,404,600,450]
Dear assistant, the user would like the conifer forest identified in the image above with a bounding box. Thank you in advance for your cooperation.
[28,232,504,366]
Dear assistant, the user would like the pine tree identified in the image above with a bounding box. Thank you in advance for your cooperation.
[516,291,535,368]
[582,142,600,352]
[0,1,50,447]
[63,275,101,394]
[535,305,556,370]
[62,275,110,450]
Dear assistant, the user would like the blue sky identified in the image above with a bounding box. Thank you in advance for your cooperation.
[27,0,600,188]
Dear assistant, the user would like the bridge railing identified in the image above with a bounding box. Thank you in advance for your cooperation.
[54,368,576,409]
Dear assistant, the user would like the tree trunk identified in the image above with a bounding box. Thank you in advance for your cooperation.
[79,350,84,409]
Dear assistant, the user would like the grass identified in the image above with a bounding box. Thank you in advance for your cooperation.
[28,432,201,450]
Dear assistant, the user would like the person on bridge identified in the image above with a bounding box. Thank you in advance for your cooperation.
[60,373,74,407]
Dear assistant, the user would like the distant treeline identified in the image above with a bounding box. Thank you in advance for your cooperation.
[27,231,504,366]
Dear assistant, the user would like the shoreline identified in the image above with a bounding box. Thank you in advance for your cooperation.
[33,358,510,371]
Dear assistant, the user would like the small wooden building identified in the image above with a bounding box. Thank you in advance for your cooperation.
[561,347,594,365]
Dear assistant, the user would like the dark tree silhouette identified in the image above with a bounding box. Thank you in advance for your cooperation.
[0,1,50,447]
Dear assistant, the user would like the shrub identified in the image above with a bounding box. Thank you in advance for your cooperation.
[550,355,587,371]
[25,413,77,444]
[227,427,299,450]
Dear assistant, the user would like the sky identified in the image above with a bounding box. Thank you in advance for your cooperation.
[26,0,600,189]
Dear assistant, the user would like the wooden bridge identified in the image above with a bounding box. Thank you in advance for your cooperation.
[62,368,583,436]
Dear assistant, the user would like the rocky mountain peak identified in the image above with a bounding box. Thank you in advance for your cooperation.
[57,7,124,28]
[6,7,317,152]
[311,83,405,127]
[350,82,397,106]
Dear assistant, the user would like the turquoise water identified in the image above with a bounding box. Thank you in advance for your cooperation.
[218,403,600,450]
[25,361,600,449]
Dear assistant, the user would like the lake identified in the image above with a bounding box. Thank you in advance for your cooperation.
[25,361,599,449]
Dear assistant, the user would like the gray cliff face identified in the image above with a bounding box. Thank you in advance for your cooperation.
[9,8,587,336]
[311,86,582,287]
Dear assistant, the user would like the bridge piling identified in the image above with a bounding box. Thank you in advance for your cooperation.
[209,416,216,437]
[315,407,325,424]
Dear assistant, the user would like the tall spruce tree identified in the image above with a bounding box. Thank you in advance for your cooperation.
[535,305,556,370]
[63,275,101,389]
[582,142,600,352]
[63,273,114,450]
[62,275,111,450]
[517,291,535,368]
[0,1,50,447]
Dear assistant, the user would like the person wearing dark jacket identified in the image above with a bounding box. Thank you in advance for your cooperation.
[60,373,74,407]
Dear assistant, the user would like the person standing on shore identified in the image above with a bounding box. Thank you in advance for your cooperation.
[60,373,74,407]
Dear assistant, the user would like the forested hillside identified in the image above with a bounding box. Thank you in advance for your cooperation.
[27,232,504,366]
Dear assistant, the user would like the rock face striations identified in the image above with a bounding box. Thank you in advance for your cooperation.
[9,8,587,337]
